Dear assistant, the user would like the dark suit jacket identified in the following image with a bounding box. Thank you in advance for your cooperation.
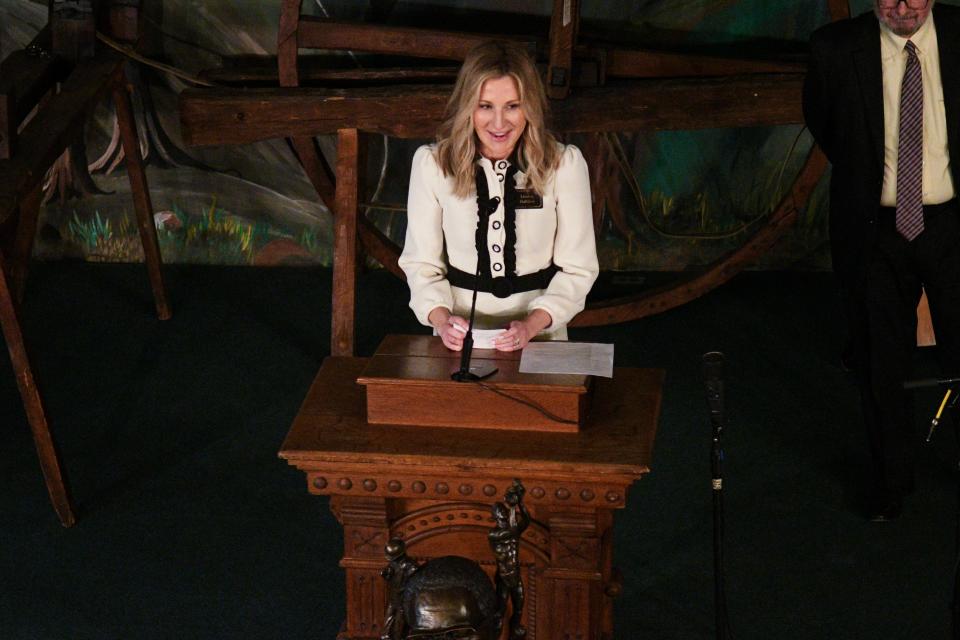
[802,4,960,288]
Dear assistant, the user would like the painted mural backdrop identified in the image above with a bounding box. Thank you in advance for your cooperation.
[6,1,948,271]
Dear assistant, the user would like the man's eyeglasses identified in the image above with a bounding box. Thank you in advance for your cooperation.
[877,0,930,9]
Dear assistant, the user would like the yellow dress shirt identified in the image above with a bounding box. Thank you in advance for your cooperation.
[879,13,955,206]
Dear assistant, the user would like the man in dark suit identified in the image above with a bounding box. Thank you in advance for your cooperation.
[803,0,960,521]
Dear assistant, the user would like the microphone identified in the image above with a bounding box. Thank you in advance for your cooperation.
[903,374,960,442]
[451,261,498,382]
[703,351,725,430]
[904,376,960,390]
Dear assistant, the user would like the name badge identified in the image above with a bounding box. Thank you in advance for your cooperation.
[515,189,543,209]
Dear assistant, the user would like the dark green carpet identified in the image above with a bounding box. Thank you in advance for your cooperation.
[1,263,955,639]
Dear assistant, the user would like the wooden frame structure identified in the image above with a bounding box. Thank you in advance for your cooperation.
[180,1,852,357]
[0,18,169,526]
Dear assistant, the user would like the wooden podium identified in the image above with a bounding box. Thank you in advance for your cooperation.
[279,335,663,640]
[358,334,592,432]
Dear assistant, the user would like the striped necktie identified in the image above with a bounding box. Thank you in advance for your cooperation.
[896,40,924,241]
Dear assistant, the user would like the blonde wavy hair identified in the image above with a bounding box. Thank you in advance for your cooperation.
[435,40,561,198]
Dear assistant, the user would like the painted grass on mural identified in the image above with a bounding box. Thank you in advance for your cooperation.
[63,199,330,266]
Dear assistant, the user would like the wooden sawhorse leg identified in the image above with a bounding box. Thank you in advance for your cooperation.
[0,248,76,527]
[7,183,43,302]
[112,67,171,320]
[0,67,170,527]
[7,69,170,321]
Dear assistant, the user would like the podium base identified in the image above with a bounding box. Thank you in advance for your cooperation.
[451,363,498,381]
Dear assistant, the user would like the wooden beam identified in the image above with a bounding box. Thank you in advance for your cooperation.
[358,215,403,278]
[0,49,122,221]
[297,18,535,61]
[180,74,804,146]
[552,75,804,132]
[51,0,97,61]
[0,50,69,160]
[332,128,361,356]
[277,0,301,87]
[0,93,11,162]
[289,136,336,210]
[547,0,579,99]
[200,59,458,85]
[179,85,448,144]
[606,49,806,78]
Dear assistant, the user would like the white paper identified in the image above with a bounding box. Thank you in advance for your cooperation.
[470,328,507,350]
[519,342,614,378]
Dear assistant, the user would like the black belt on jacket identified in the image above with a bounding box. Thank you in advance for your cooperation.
[446,264,558,299]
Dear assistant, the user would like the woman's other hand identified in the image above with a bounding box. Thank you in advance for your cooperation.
[494,309,552,351]
[429,307,469,351]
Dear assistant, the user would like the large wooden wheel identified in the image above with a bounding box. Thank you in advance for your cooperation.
[270,1,850,329]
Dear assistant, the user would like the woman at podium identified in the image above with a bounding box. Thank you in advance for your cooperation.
[398,40,599,353]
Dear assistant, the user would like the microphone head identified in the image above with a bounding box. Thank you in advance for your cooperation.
[702,351,724,378]
[702,351,725,425]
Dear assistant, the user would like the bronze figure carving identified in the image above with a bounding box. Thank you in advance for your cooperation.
[380,480,529,640]
[488,480,530,640]
[381,538,422,639]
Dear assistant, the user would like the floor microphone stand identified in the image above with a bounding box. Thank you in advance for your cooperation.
[712,419,727,640]
[910,376,960,638]
[946,390,960,640]
[704,352,729,640]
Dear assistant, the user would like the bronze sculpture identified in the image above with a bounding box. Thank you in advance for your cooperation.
[488,480,529,640]
[381,538,422,639]
[380,480,529,640]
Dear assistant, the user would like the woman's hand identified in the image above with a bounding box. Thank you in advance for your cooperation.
[494,309,552,352]
[429,307,469,351]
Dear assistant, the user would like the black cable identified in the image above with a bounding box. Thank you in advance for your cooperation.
[476,381,579,426]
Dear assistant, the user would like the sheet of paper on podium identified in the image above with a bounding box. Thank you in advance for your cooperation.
[519,342,614,378]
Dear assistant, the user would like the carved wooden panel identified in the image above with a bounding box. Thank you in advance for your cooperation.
[344,569,388,638]
[538,577,598,640]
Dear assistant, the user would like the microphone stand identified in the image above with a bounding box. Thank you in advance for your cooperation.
[451,263,497,382]
[906,375,960,638]
[947,389,960,640]
[703,351,729,640]
[904,376,960,390]
[954,405,960,640]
